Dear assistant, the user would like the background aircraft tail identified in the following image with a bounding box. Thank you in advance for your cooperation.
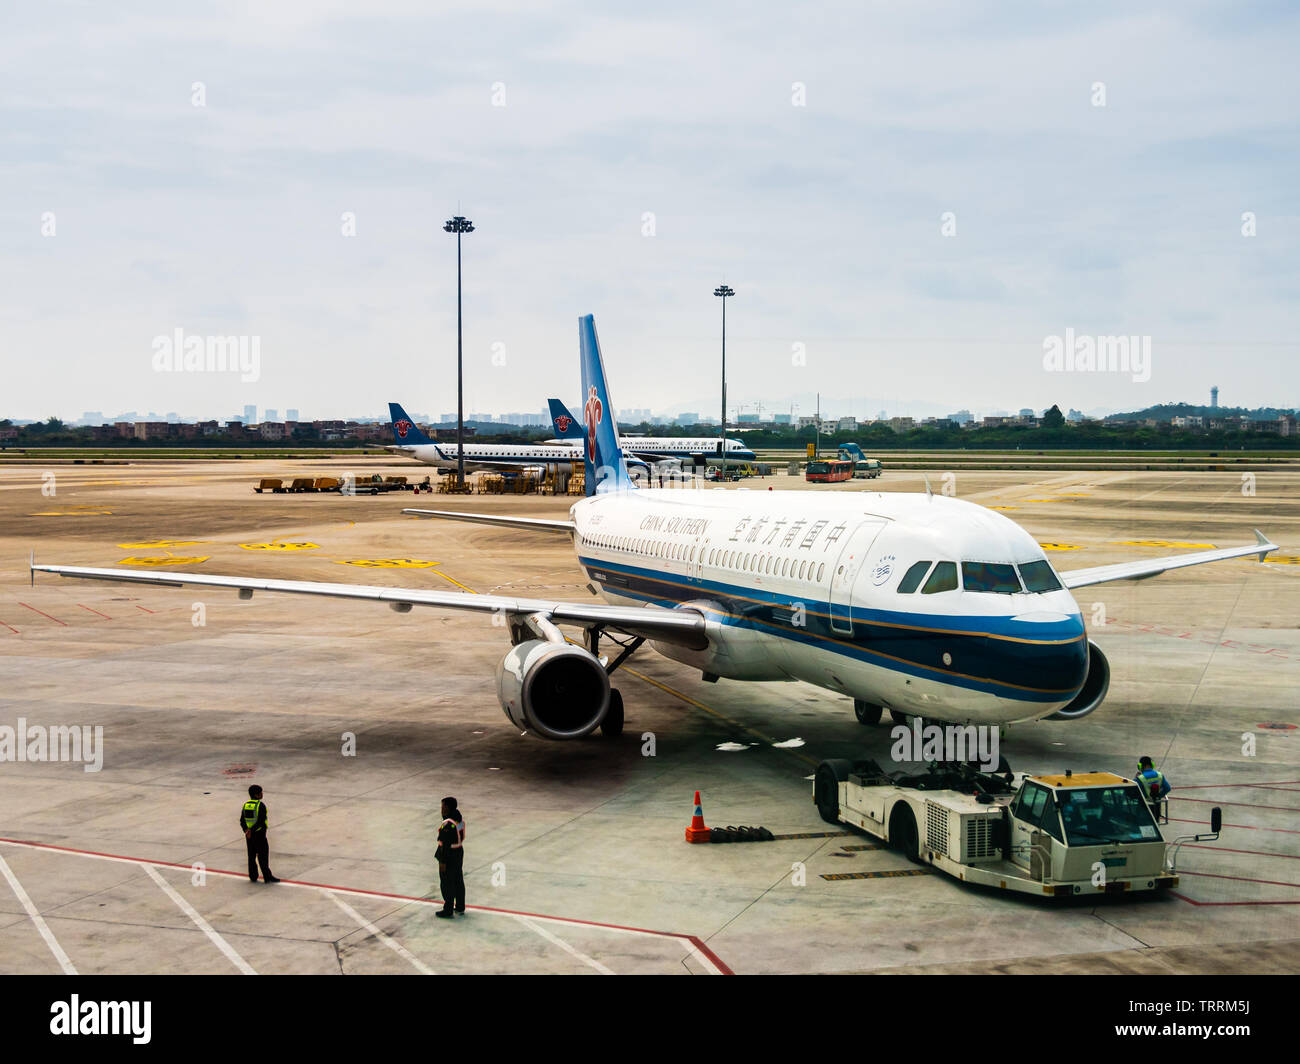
[578,315,634,496]
[387,403,434,446]
[837,441,867,461]
[547,398,585,440]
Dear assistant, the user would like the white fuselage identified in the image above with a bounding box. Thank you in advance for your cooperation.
[390,442,582,472]
[568,489,1089,726]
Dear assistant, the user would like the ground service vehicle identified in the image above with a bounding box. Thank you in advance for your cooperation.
[806,459,853,483]
[814,759,1194,896]
[853,459,882,479]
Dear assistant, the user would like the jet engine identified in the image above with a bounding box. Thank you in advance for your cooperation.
[496,639,610,739]
[1044,639,1110,721]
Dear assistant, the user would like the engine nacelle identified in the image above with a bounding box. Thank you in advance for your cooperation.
[496,639,610,739]
[1045,639,1110,721]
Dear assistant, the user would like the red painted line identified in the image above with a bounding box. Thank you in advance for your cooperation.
[17,602,67,626]
[77,604,111,619]
[0,621,17,634]
[1175,780,1300,790]
[1248,785,1300,794]
[1176,869,1300,890]
[1168,817,1300,836]
[1171,891,1300,908]
[1171,796,1300,812]
[1185,843,1300,861]
[0,836,734,974]
[135,605,157,614]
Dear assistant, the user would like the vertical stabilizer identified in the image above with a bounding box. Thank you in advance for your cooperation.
[577,315,634,496]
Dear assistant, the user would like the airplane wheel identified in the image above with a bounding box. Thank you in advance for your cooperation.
[889,709,910,724]
[601,689,624,738]
[853,700,882,726]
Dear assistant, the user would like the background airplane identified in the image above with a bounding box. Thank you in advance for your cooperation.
[385,401,648,479]
[547,398,755,470]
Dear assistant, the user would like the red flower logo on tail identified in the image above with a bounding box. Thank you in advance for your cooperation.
[395,419,413,438]
[554,415,572,433]
[584,386,603,458]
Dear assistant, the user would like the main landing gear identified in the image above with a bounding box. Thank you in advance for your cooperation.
[853,700,937,731]
[586,627,644,740]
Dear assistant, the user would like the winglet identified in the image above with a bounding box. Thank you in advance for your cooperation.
[1253,529,1277,561]
[923,475,933,500]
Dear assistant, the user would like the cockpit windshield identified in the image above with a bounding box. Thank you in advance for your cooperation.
[1018,559,1063,593]
[961,561,1021,594]
[1058,786,1162,845]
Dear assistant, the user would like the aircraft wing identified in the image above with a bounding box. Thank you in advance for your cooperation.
[29,563,707,649]
[1059,531,1278,590]
[403,509,575,534]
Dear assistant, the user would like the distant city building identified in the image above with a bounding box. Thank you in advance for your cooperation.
[243,405,257,424]
[675,412,699,425]
[1019,408,1034,418]
[836,416,857,433]
[797,416,819,431]
[772,413,792,425]
[948,410,972,425]
[1210,386,1219,409]
[286,409,299,421]
[264,409,277,422]
[1066,408,1085,423]
[888,416,914,433]
[737,413,760,423]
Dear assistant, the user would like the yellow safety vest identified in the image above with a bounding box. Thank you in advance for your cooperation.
[242,800,264,831]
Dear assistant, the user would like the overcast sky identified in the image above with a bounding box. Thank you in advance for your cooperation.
[3,1,1297,423]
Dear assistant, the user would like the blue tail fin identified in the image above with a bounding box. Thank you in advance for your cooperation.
[388,403,433,446]
[836,441,866,462]
[578,315,634,496]
[547,399,585,441]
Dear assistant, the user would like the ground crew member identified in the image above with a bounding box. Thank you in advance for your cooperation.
[240,784,280,883]
[434,796,465,918]
[1136,756,1171,814]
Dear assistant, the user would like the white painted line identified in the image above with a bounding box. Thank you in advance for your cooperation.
[0,839,727,974]
[0,852,77,974]
[323,889,436,975]
[142,864,257,975]
[514,914,614,975]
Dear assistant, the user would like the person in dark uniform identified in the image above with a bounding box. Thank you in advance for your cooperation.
[240,784,280,883]
[434,796,465,918]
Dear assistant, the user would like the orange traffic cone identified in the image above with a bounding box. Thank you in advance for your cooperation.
[685,790,711,843]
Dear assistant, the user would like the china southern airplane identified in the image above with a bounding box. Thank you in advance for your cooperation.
[547,398,756,469]
[384,401,648,479]
[32,316,1278,744]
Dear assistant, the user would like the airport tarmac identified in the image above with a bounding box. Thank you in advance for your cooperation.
[0,459,1297,974]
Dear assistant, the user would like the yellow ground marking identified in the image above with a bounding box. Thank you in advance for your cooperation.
[1116,540,1215,549]
[332,558,478,591]
[335,559,439,568]
[989,506,1018,510]
[1038,543,1083,551]
[119,555,210,566]
[1264,554,1300,565]
[239,540,320,551]
[30,507,114,516]
[1024,498,1058,503]
[118,540,204,549]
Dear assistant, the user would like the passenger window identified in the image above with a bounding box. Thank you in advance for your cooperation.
[921,561,958,594]
[897,560,932,593]
[816,563,824,582]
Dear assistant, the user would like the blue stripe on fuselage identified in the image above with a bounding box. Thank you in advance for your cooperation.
[578,553,1087,703]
